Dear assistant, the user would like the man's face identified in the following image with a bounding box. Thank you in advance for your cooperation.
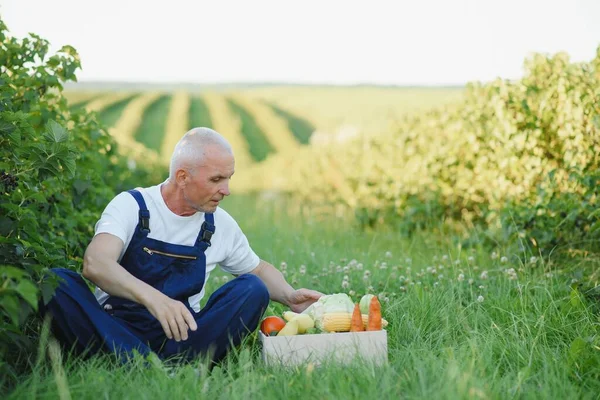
[181,147,235,213]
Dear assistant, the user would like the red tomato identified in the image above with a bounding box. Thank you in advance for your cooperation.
[260,316,286,336]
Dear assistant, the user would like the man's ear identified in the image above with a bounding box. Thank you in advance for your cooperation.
[175,168,188,187]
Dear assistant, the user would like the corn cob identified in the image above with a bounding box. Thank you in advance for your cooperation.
[320,312,388,332]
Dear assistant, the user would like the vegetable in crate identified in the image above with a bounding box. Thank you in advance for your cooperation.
[359,294,375,314]
[350,303,365,332]
[299,293,388,332]
[260,316,286,336]
[281,312,315,333]
[277,319,299,336]
[367,296,382,331]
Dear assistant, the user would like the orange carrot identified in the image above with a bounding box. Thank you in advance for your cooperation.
[350,303,364,332]
[367,296,382,331]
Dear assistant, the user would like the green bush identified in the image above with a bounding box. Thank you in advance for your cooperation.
[0,19,165,386]
[496,167,600,258]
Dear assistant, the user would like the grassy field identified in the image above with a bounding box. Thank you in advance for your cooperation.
[7,195,599,399]
[237,86,465,138]
[65,86,464,162]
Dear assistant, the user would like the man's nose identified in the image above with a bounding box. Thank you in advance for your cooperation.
[220,181,230,196]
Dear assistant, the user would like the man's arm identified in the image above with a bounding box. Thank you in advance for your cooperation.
[82,233,197,342]
[249,259,323,313]
[82,233,153,305]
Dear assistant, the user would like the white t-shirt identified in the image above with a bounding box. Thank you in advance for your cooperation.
[92,182,260,312]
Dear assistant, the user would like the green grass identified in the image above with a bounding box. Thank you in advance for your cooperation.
[96,94,138,128]
[6,195,600,399]
[188,96,213,130]
[135,95,172,152]
[266,102,315,145]
[227,99,275,162]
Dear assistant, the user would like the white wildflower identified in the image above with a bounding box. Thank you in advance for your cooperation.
[127,158,137,171]
[477,295,484,303]
[385,251,392,258]
[500,256,508,264]
[457,273,465,282]
[480,271,488,280]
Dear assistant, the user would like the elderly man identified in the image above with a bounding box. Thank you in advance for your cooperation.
[43,127,322,363]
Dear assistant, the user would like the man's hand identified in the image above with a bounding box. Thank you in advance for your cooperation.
[144,292,198,342]
[287,288,323,313]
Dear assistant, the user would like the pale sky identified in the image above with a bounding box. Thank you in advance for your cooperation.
[2,0,599,85]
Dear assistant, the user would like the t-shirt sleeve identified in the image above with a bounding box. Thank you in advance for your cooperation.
[218,212,260,275]
[94,191,139,250]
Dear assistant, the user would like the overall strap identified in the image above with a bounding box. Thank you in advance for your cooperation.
[196,213,215,249]
[127,189,150,234]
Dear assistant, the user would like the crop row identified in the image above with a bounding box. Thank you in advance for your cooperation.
[69,91,316,168]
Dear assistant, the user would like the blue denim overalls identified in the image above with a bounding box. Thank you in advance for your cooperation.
[43,189,269,363]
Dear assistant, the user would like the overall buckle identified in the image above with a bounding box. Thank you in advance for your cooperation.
[199,221,214,246]
[139,210,150,233]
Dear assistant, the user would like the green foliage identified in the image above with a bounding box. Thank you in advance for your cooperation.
[497,167,600,257]
[266,102,314,144]
[135,95,171,152]
[0,19,162,387]
[188,96,213,130]
[227,98,275,161]
[96,93,138,128]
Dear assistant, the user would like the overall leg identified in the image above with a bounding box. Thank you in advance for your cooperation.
[41,268,151,360]
[160,274,269,362]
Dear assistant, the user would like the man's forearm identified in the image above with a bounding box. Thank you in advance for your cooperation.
[250,260,295,306]
[82,251,158,306]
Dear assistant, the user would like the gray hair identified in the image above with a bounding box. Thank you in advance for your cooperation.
[168,127,233,179]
